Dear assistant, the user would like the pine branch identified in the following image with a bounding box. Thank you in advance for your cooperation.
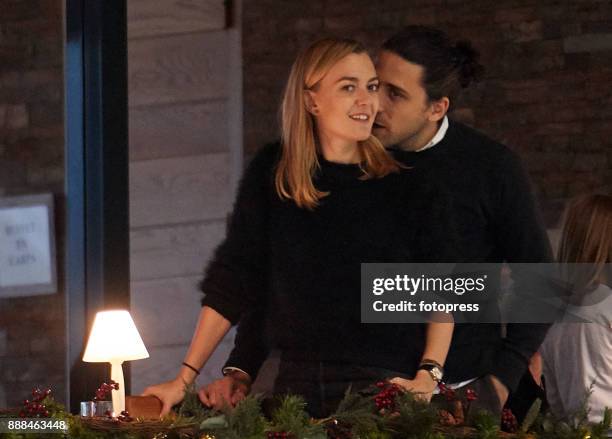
[471,410,500,439]
[330,387,379,435]
[178,382,212,420]
[384,392,439,438]
[519,398,541,433]
[227,395,268,439]
[591,406,612,439]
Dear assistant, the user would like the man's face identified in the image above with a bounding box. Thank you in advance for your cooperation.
[373,50,437,150]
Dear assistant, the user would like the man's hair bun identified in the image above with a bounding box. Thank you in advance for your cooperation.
[452,40,485,88]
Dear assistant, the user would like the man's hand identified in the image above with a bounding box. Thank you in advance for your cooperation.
[389,370,438,402]
[198,371,251,411]
[489,375,509,407]
[142,378,187,417]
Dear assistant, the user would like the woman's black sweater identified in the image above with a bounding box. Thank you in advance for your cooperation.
[201,144,454,375]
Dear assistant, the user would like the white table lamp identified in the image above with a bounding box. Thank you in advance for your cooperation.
[83,310,149,415]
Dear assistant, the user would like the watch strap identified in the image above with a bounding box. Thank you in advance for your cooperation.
[418,363,444,383]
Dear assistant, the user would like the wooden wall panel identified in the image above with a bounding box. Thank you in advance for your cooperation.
[128,0,225,39]
[129,153,231,227]
[131,276,203,347]
[130,221,225,281]
[127,1,240,395]
[128,31,229,107]
[129,100,228,161]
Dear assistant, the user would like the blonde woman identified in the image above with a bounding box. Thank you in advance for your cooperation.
[540,194,612,423]
[144,38,454,417]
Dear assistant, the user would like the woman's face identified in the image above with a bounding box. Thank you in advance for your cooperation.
[307,52,380,146]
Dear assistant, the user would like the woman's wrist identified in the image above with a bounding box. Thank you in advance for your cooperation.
[177,364,200,384]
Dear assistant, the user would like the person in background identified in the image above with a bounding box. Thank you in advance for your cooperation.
[540,193,612,423]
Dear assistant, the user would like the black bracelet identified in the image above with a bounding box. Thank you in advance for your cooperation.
[182,361,201,375]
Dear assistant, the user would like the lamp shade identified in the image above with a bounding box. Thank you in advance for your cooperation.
[83,310,149,362]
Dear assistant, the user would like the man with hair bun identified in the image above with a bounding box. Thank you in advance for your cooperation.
[210,25,552,421]
[373,25,552,420]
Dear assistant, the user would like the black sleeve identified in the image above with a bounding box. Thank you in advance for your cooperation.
[223,306,271,379]
[493,150,552,264]
[491,150,553,393]
[199,145,277,325]
[414,179,459,264]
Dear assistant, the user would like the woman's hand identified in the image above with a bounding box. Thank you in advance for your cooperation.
[141,307,232,416]
[389,370,438,402]
[142,378,187,417]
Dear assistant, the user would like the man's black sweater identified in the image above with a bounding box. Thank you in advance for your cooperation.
[390,121,553,392]
[208,120,553,393]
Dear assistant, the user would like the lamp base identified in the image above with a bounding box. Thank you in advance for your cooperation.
[110,360,125,416]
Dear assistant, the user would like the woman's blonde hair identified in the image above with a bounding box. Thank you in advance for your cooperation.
[558,193,612,292]
[275,37,399,210]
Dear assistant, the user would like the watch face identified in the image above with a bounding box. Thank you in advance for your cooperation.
[431,367,443,381]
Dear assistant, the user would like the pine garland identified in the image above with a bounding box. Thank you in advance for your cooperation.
[1,383,610,439]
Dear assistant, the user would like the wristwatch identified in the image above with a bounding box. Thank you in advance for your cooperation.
[417,361,444,383]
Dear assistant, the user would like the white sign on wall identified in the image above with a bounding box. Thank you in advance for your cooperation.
[0,194,56,297]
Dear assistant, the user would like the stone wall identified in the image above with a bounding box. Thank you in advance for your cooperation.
[0,0,65,407]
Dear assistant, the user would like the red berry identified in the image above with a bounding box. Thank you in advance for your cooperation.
[466,388,478,401]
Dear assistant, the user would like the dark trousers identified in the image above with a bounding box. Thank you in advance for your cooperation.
[506,371,547,423]
[431,375,504,422]
[273,358,411,418]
